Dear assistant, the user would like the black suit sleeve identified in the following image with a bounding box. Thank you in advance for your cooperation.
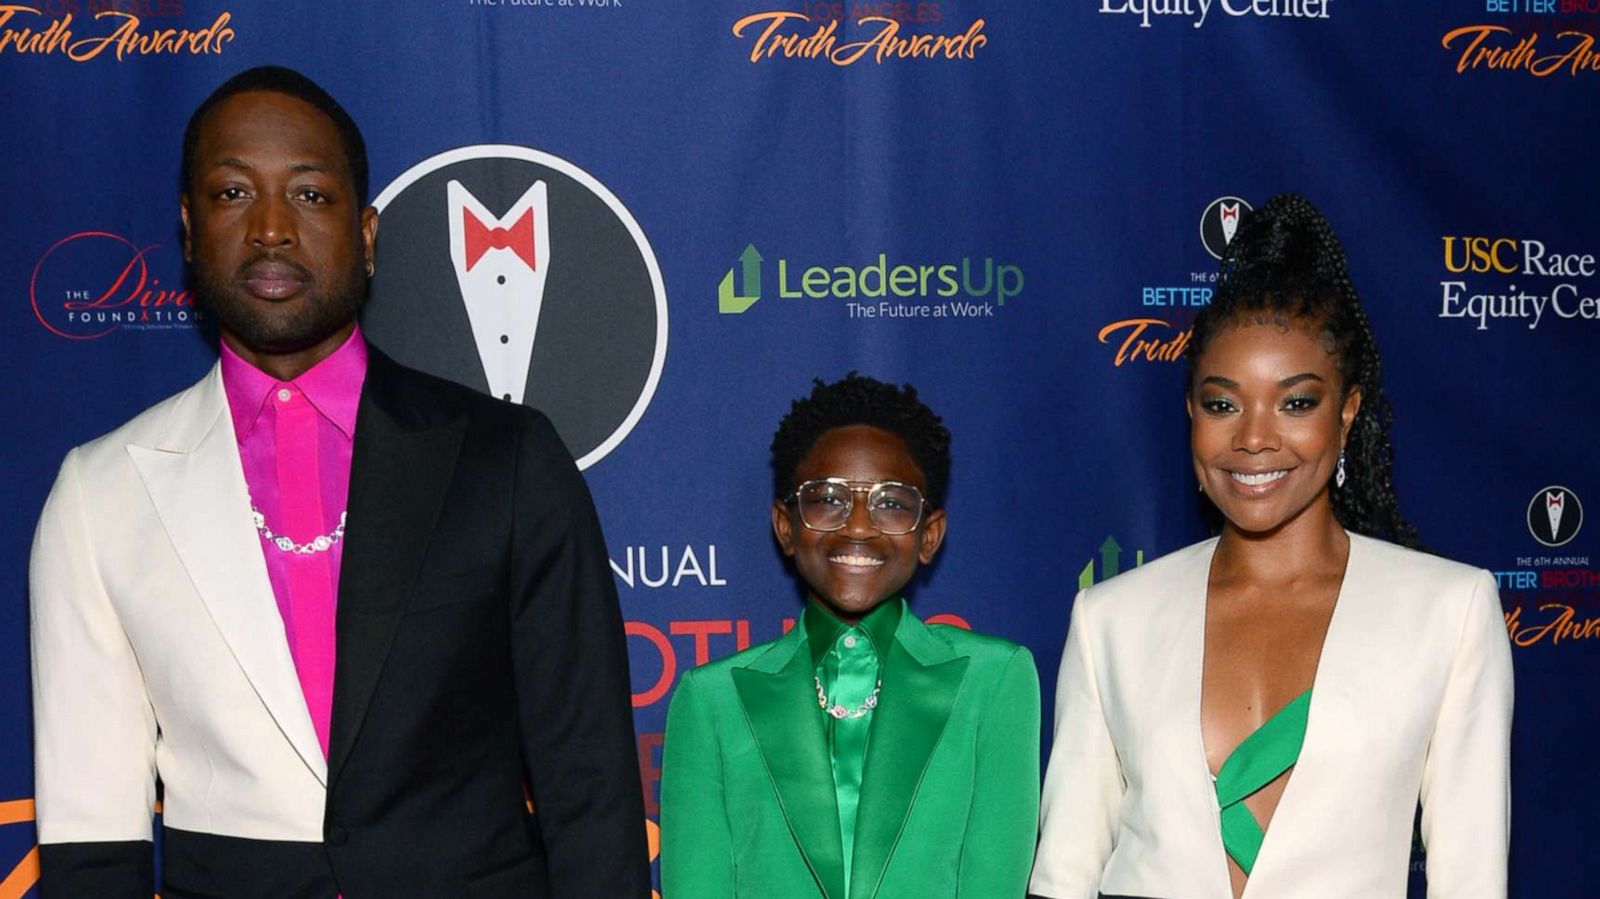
[38,841,153,899]
[508,410,650,897]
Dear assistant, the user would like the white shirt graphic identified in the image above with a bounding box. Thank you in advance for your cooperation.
[447,179,550,404]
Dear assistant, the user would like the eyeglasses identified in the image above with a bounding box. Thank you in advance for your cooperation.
[784,478,928,535]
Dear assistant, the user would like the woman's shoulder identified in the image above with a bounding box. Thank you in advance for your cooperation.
[1075,537,1219,616]
[1344,533,1498,623]
[1347,532,1489,586]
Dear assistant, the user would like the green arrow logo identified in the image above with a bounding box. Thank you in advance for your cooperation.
[718,244,763,314]
[1078,534,1146,590]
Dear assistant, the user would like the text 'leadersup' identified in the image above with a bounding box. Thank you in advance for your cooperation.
[1438,236,1600,330]
[780,254,1023,305]
[1099,0,1330,29]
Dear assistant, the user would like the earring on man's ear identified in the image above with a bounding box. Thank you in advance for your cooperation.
[365,259,375,277]
[1335,450,1347,489]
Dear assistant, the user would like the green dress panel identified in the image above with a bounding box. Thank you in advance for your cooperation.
[1213,689,1313,875]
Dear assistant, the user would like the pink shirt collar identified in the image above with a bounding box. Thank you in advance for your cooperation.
[220,325,369,440]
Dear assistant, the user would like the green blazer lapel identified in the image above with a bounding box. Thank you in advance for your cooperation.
[849,615,970,899]
[732,626,848,899]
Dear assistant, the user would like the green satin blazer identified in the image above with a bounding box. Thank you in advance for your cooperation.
[660,604,1040,898]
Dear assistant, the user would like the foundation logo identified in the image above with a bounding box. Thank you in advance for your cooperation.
[0,5,235,61]
[30,230,202,339]
[1528,486,1583,548]
[731,7,988,65]
[1436,235,1600,330]
[715,243,1023,320]
[366,145,667,470]
[1098,0,1332,30]
[1099,194,1248,366]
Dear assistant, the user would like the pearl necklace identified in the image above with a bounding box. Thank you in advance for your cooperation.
[250,496,348,555]
[814,676,882,720]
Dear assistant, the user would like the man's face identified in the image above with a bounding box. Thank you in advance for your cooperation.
[771,424,947,623]
[180,90,377,363]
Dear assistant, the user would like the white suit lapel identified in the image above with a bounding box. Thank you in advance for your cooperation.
[1176,539,1238,899]
[126,364,328,785]
[1233,535,1370,897]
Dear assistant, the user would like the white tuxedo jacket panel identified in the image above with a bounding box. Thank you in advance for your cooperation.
[1030,534,1512,899]
[31,365,328,845]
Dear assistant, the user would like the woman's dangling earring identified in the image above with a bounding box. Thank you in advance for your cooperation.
[1336,450,1347,489]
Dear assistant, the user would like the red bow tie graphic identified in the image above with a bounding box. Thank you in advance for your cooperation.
[1221,205,1238,222]
[1549,493,1564,509]
[464,207,536,271]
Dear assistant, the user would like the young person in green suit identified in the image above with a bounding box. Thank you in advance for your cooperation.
[660,374,1040,898]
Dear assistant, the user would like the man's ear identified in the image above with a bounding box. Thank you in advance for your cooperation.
[917,508,947,564]
[360,206,379,274]
[771,500,796,557]
[180,193,193,262]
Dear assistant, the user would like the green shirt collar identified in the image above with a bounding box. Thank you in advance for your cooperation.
[804,596,903,668]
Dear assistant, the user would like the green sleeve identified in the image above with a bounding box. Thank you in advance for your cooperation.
[957,647,1042,896]
[660,669,736,898]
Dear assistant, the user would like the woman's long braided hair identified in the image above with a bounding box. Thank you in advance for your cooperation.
[1186,194,1421,548]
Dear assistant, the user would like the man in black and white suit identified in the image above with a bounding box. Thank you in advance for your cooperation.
[29,65,649,898]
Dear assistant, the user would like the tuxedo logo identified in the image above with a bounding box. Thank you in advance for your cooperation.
[367,145,668,469]
[1200,196,1253,260]
[1527,485,1583,547]
[447,180,551,404]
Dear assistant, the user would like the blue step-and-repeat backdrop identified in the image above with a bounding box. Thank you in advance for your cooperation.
[2,1,1597,895]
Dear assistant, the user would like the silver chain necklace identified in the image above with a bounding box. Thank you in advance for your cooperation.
[249,496,348,555]
[814,676,882,720]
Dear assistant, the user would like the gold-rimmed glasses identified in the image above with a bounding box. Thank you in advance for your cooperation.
[784,478,927,535]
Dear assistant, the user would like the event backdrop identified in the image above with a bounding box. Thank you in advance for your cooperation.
[2,1,1597,896]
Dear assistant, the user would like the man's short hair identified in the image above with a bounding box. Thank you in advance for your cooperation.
[770,373,952,507]
[181,65,369,208]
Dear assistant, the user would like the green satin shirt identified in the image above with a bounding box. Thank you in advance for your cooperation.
[803,599,903,894]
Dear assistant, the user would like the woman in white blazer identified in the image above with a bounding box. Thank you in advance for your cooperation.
[1030,195,1513,899]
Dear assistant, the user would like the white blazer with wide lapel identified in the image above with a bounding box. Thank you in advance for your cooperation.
[1031,534,1512,899]
[33,364,328,845]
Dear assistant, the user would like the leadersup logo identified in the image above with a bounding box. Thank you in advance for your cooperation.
[717,243,1023,319]
[30,230,202,339]
[1098,196,1249,366]
[1098,0,1331,30]
[1080,535,1148,589]
[1438,235,1600,329]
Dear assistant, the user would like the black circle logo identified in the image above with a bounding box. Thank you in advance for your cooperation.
[1527,485,1583,548]
[365,145,667,470]
[1200,196,1253,260]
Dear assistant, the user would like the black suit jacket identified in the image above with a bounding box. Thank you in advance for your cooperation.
[33,348,649,898]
